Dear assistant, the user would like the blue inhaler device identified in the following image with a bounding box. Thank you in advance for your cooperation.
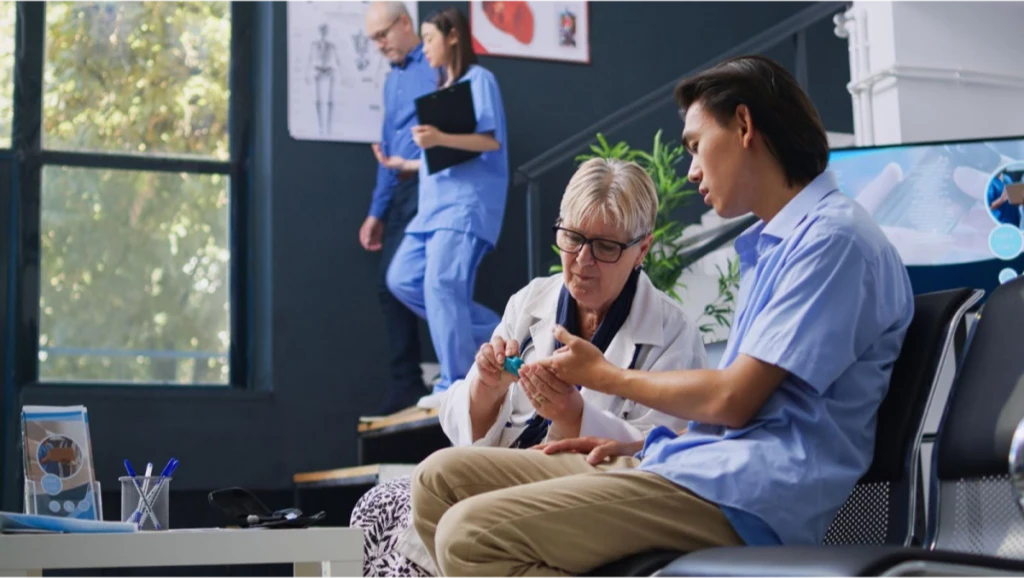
[503,356,524,377]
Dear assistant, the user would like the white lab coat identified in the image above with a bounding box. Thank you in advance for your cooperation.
[439,271,706,447]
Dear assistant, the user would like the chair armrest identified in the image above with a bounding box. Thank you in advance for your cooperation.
[583,550,683,577]
[1009,416,1024,515]
[655,545,1024,577]
[655,545,925,577]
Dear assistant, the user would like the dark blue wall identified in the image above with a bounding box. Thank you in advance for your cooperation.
[13,1,852,500]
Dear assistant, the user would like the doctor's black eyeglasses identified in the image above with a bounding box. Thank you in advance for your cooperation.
[552,220,647,264]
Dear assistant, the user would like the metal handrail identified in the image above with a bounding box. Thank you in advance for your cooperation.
[517,1,849,280]
[677,215,759,267]
[513,1,847,185]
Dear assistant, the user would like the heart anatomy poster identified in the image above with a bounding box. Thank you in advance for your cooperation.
[470,2,589,64]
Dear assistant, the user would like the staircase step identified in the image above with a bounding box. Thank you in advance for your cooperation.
[293,463,417,489]
[358,408,448,466]
[358,407,439,435]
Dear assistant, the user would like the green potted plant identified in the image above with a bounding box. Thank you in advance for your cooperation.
[550,130,742,339]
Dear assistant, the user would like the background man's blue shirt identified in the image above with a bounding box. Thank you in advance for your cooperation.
[368,44,437,220]
[637,171,915,546]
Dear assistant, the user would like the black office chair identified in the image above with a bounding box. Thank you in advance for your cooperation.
[585,287,982,576]
[660,277,1024,576]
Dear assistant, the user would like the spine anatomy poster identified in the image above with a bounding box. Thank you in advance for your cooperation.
[287,1,418,143]
[470,2,589,64]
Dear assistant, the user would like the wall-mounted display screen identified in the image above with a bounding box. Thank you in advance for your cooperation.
[829,136,1024,293]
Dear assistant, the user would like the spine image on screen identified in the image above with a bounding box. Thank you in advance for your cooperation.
[828,137,1024,267]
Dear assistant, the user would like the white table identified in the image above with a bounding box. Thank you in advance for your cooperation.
[0,527,362,577]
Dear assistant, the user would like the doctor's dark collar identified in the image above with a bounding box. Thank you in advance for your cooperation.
[521,270,665,348]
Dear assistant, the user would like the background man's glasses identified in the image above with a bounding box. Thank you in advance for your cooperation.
[369,17,400,43]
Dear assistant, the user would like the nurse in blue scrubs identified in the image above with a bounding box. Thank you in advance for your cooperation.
[988,170,1022,228]
[380,6,506,399]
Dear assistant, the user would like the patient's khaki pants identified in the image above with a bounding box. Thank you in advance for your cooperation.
[410,446,744,577]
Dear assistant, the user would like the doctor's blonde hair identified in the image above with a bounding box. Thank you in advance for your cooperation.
[559,158,658,240]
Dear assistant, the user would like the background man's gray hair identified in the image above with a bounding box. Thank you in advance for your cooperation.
[375,1,411,20]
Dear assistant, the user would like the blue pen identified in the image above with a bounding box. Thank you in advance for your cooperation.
[157,458,177,479]
[123,460,140,523]
[124,459,162,530]
[145,458,178,496]
[137,458,179,528]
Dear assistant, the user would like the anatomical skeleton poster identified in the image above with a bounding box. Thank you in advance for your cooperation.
[287,1,418,143]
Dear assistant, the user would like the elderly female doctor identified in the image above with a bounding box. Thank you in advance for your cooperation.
[349,158,707,577]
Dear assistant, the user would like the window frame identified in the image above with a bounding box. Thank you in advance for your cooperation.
[2,1,253,389]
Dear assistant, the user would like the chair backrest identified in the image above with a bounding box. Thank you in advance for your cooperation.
[929,275,1024,558]
[824,288,982,547]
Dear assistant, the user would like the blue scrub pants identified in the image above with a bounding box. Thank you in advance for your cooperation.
[386,229,501,392]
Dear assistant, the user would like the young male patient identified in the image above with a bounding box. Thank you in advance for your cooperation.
[409,54,915,577]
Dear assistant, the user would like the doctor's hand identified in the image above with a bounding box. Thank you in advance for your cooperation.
[533,436,644,466]
[371,143,410,171]
[536,325,622,395]
[411,125,444,149]
[359,216,384,251]
[472,336,520,396]
[519,363,583,426]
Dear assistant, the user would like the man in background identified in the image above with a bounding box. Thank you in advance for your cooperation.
[360,1,437,414]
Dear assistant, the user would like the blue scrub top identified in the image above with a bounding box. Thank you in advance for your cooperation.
[406,64,510,248]
[638,171,915,546]
[987,173,1021,228]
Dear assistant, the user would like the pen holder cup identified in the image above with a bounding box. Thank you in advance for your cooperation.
[119,476,171,531]
[24,479,103,519]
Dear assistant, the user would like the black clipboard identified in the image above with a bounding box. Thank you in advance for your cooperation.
[414,81,481,174]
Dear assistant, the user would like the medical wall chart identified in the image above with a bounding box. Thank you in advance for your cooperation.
[470,2,589,64]
[287,1,418,143]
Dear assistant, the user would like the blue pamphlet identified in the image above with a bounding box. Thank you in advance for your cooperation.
[0,511,136,534]
[21,405,100,520]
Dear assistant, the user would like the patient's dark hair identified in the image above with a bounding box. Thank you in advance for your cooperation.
[674,55,829,187]
[426,7,477,87]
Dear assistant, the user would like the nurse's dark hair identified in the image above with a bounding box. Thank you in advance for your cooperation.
[426,7,478,87]
[674,55,829,188]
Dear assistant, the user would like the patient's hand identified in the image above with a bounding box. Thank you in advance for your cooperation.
[472,336,520,397]
[534,436,644,466]
[520,363,583,432]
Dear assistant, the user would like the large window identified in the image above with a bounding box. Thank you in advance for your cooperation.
[42,2,230,159]
[39,167,231,384]
[5,2,249,386]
